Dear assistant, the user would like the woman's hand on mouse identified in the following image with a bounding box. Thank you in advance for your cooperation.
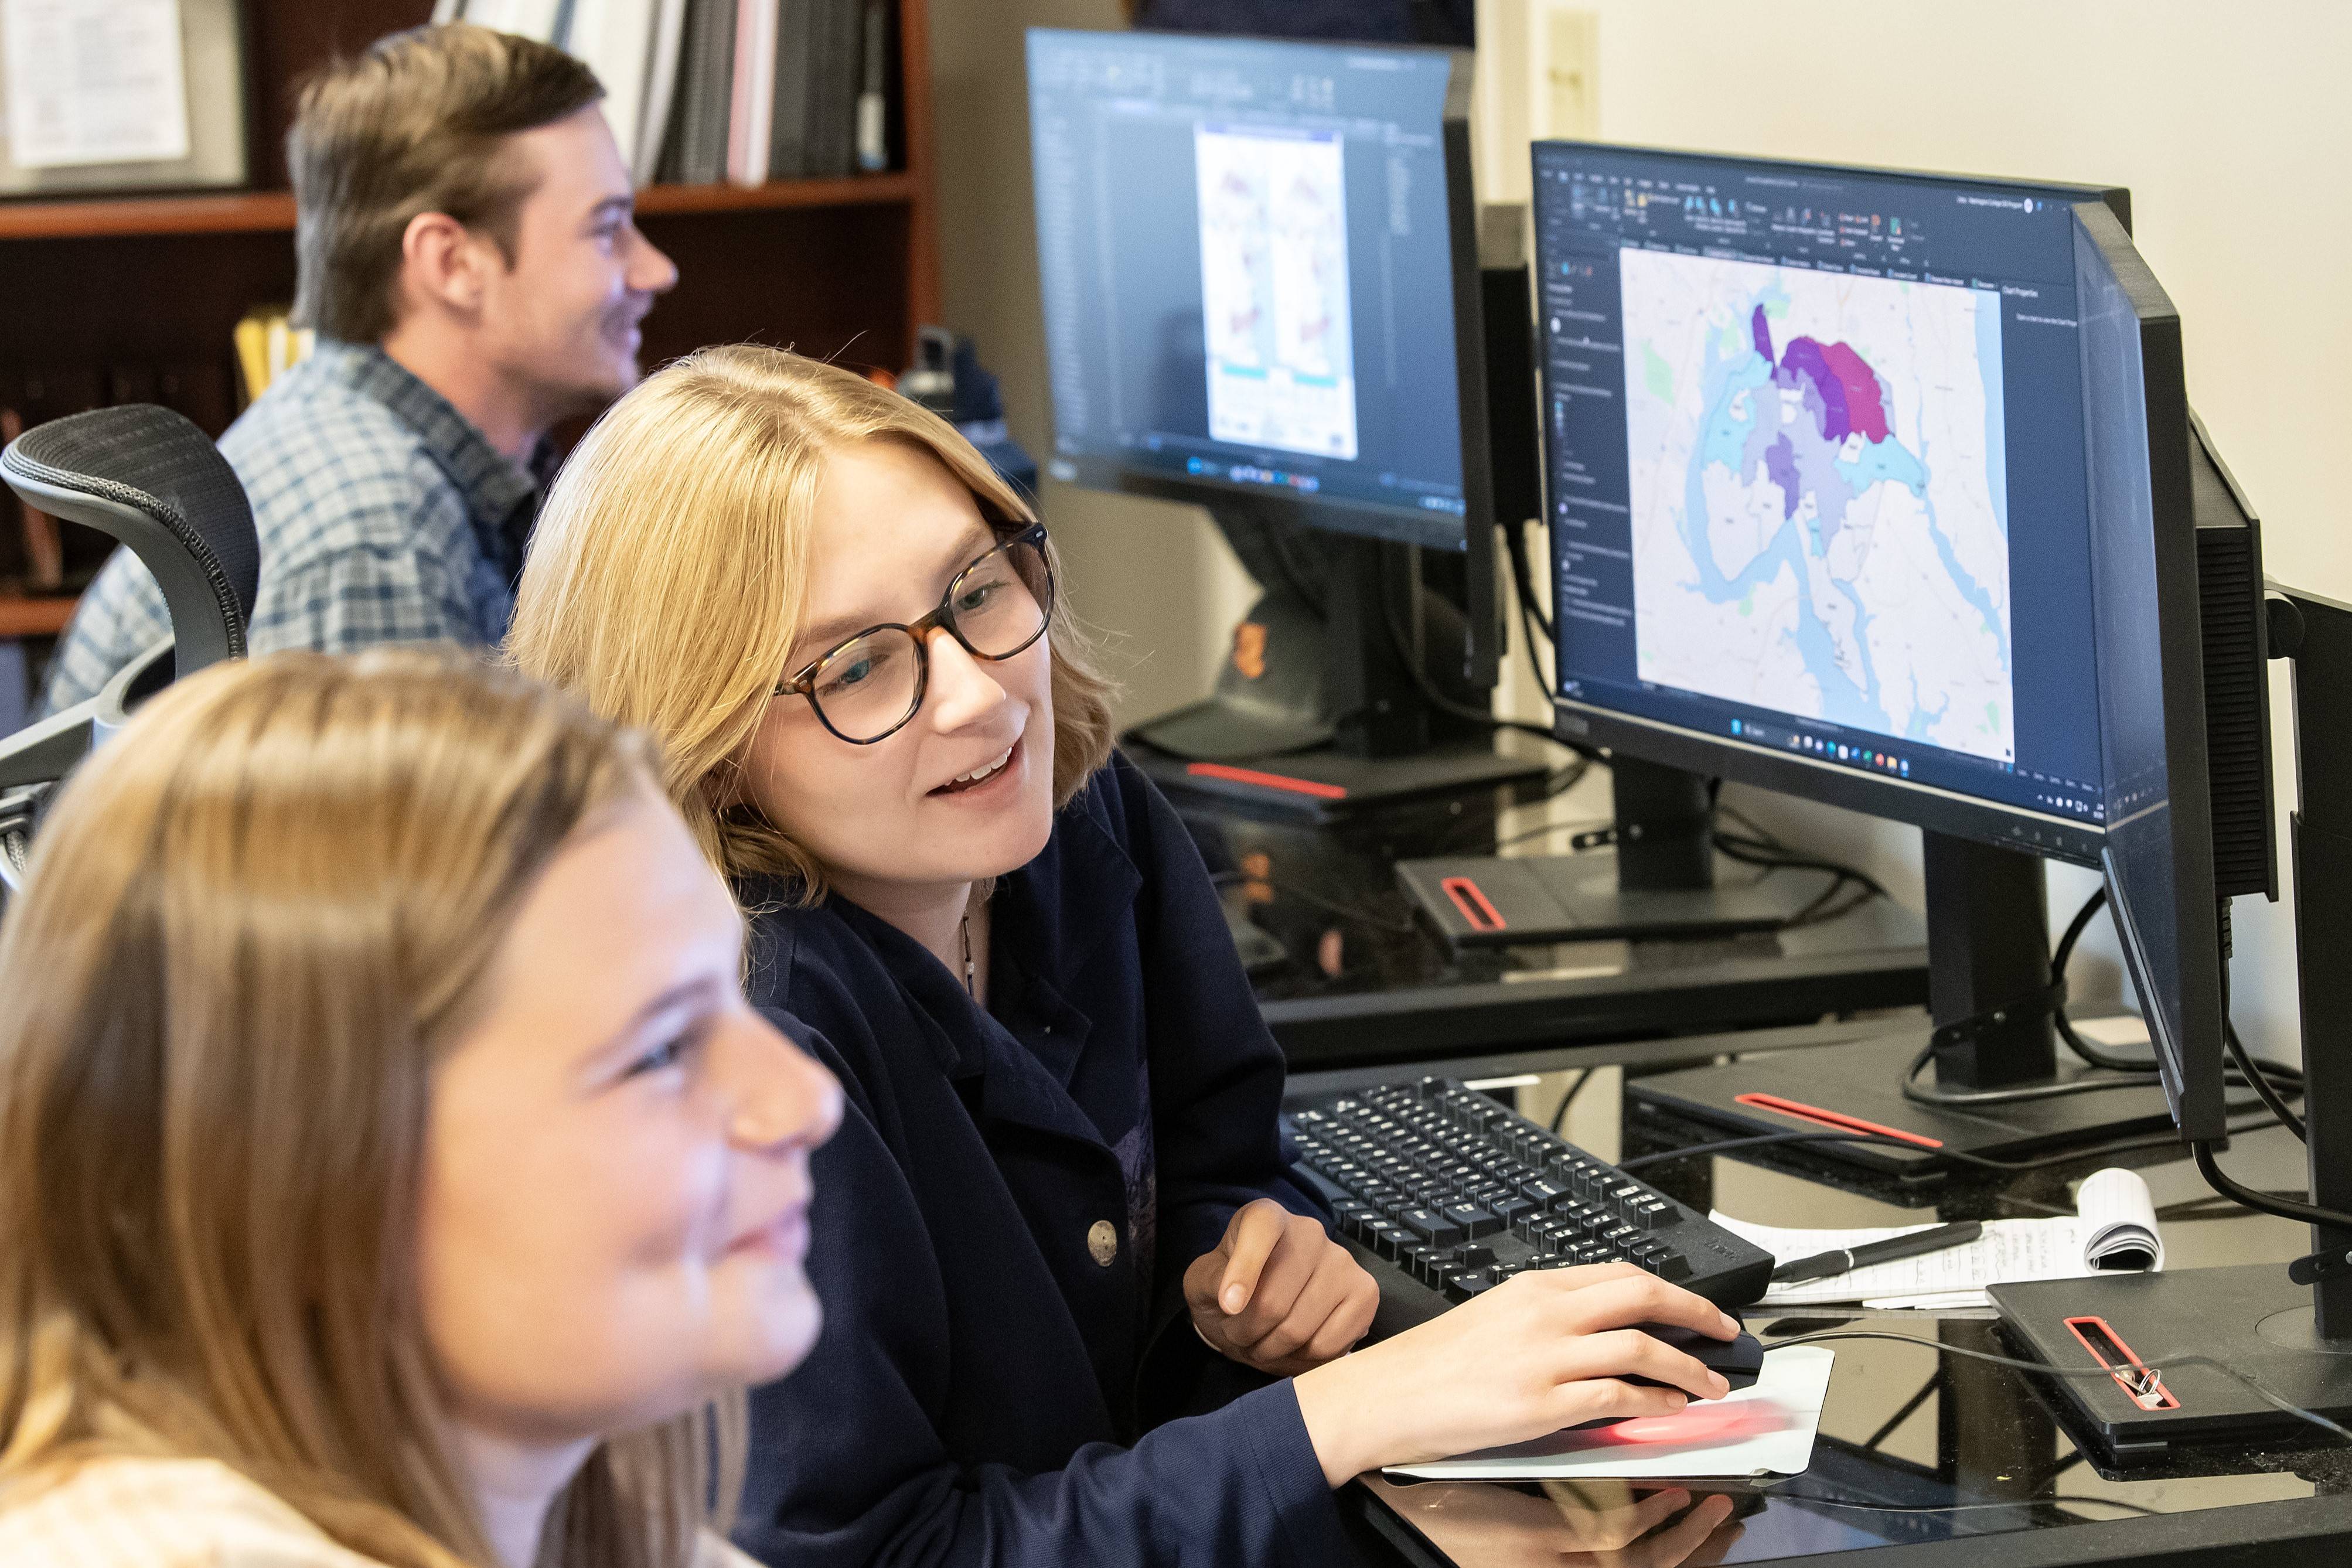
[1289,1263,1740,1486]
[1184,1198,1382,1376]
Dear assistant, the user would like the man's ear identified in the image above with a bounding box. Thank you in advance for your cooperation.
[397,210,491,321]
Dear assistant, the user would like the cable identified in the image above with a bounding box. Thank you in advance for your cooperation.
[1504,520,1555,645]
[1756,1327,2352,1448]
[1616,1109,2288,1178]
[2226,1022,2307,1141]
[1709,824,1892,904]
[2044,889,2305,1093]
[1898,1040,2171,1109]
[2048,888,2150,1073]
[2191,1140,2352,1232]
[1501,520,1556,697]
[1376,573,1589,753]
[1754,1485,2164,1520]
[1548,1069,1594,1134]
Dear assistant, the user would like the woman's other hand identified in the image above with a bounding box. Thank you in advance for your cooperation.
[1184,1198,1381,1375]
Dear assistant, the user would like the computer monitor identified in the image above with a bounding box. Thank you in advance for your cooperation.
[1990,203,2352,1460]
[1547,145,2346,1457]
[1536,143,2128,858]
[1533,143,2278,1164]
[1025,28,1540,807]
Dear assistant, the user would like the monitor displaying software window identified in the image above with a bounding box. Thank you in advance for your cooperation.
[1026,29,1475,548]
[1534,143,2129,849]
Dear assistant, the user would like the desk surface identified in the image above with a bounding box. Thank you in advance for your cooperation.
[1165,754,1932,1069]
[1320,1028,2351,1567]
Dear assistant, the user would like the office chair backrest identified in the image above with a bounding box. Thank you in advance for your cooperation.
[5,404,259,666]
[0,406,258,887]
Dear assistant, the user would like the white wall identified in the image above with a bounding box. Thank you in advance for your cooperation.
[932,2,2344,1057]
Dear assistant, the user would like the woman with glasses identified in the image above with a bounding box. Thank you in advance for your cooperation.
[506,346,1740,1568]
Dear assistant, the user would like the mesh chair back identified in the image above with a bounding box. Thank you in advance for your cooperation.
[3,404,258,667]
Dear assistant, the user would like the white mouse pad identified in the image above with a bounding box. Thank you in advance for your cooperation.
[1381,1347,1835,1482]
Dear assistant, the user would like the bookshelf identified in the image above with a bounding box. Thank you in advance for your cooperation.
[0,0,940,620]
[0,173,925,241]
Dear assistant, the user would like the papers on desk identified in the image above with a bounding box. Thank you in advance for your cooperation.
[1712,1167,2164,1311]
[1383,1347,1835,1482]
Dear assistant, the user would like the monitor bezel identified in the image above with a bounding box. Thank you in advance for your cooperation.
[1533,141,2130,867]
[2075,200,2228,1140]
[1027,35,1498,571]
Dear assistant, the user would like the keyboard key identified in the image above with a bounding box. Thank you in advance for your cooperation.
[1439,1202,1502,1239]
[1398,1208,1466,1249]
[1444,1270,1496,1304]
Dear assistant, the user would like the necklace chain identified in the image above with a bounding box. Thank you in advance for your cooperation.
[959,911,976,996]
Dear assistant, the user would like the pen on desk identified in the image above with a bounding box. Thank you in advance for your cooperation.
[1770,1221,1984,1286]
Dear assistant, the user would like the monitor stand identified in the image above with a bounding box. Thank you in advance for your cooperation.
[1992,582,2352,1463]
[1127,532,1548,820]
[1395,756,1826,945]
[1625,830,2180,1175]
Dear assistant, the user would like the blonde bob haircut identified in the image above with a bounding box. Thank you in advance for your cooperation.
[507,343,1118,899]
[0,649,739,1568]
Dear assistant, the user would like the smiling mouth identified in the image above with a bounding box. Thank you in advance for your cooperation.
[933,744,1015,796]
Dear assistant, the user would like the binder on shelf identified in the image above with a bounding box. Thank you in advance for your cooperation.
[662,0,734,185]
[805,0,861,179]
[768,0,813,180]
[563,0,666,168]
[857,0,889,173]
[231,307,315,408]
[442,0,900,191]
[633,0,690,183]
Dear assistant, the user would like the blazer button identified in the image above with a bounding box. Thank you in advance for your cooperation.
[1088,1220,1119,1267]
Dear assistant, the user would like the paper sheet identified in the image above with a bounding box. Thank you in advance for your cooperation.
[1712,1167,2164,1310]
[2,0,189,169]
[1383,1347,1835,1481]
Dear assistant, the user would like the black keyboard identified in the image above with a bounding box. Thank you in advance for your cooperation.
[1287,1076,1775,1326]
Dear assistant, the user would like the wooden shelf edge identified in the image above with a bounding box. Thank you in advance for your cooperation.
[0,190,296,240]
[635,172,918,216]
[0,172,918,241]
[0,594,76,639]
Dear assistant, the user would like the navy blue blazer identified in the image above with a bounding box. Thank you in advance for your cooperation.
[731,752,1353,1568]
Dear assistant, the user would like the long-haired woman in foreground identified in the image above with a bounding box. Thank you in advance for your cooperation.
[0,649,842,1568]
[509,346,1741,1568]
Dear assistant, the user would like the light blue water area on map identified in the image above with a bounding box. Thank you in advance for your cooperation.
[1698,356,1772,475]
[1922,492,2012,677]
[1682,291,1889,737]
[1833,434,1926,497]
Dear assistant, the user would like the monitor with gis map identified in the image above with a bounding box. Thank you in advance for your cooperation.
[1026,28,1486,555]
[1534,144,2131,860]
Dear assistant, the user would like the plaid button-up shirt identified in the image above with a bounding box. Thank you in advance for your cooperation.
[40,340,547,714]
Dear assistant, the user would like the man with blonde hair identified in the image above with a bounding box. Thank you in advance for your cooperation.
[41,23,677,712]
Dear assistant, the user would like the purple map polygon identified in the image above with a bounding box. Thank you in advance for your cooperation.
[1746,306,1896,529]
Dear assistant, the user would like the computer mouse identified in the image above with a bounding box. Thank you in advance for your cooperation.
[1620,1322,1764,1396]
